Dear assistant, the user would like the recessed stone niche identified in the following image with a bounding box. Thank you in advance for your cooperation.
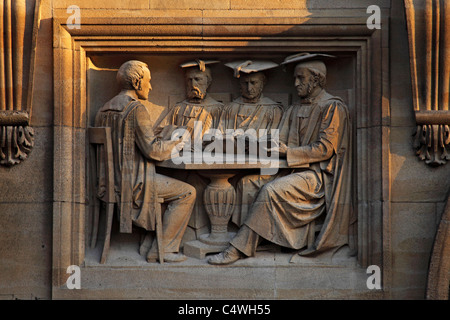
[52,14,388,299]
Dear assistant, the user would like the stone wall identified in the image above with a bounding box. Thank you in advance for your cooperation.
[0,0,448,300]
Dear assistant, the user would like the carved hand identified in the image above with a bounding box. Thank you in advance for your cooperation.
[175,138,186,152]
[278,142,288,156]
[232,130,244,138]
[265,142,288,157]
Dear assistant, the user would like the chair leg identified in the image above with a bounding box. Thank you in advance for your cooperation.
[100,203,114,264]
[307,220,316,250]
[90,199,100,248]
[89,143,100,249]
[156,211,164,264]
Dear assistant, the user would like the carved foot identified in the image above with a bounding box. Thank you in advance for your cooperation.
[207,246,243,265]
[146,252,187,263]
[139,232,153,256]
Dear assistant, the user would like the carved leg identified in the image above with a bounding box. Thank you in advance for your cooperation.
[90,198,100,248]
[100,203,114,264]
[155,209,164,264]
[89,143,99,248]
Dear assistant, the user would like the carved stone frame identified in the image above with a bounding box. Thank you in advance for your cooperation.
[52,14,391,297]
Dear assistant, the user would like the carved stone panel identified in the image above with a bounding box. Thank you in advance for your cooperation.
[51,13,388,299]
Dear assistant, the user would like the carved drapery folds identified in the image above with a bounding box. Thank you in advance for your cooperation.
[404,0,450,166]
[0,0,40,166]
[426,191,450,300]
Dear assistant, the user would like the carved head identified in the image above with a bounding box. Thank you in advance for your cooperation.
[117,60,152,100]
[184,67,212,102]
[239,72,266,103]
[294,64,326,99]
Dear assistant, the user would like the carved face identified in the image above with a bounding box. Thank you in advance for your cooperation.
[240,72,265,102]
[185,69,210,101]
[136,68,152,100]
[294,67,316,98]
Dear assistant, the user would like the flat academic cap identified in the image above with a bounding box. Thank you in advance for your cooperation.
[281,53,335,77]
[180,59,220,72]
[224,60,279,78]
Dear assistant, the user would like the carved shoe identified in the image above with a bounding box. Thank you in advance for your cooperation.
[146,251,187,263]
[164,253,188,263]
[207,246,243,265]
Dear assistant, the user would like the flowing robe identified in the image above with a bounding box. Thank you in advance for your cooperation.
[95,94,181,233]
[157,95,223,144]
[155,95,224,230]
[243,90,354,254]
[217,96,284,226]
[218,96,283,138]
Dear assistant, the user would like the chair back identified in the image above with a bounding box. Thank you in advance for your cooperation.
[88,127,116,203]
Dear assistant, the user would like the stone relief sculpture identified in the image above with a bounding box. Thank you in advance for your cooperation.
[90,53,356,266]
[215,60,285,227]
[94,60,196,263]
[155,60,225,236]
[208,53,355,265]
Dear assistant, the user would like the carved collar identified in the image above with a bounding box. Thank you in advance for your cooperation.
[233,95,279,106]
[183,95,222,107]
[300,89,325,105]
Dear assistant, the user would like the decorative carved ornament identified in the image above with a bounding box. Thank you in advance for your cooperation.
[405,0,450,300]
[404,0,450,166]
[426,191,450,300]
[0,0,41,166]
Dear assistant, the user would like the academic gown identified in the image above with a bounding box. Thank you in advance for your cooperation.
[95,94,179,233]
[155,95,224,230]
[244,89,354,254]
[158,95,224,143]
[217,96,284,226]
[218,95,284,137]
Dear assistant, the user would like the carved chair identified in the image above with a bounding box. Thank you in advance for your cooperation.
[88,127,116,264]
[88,127,165,264]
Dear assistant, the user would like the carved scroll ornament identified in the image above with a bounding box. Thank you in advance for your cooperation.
[404,0,450,166]
[0,0,41,166]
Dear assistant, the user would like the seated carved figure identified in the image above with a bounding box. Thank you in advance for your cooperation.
[208,53,354,265]
[157,60,223,145]
[155,59,224,234]
[218,60,283,147]
[95,60,196,263]
[216,60,285,226]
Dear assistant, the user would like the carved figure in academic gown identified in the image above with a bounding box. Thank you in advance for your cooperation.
[95,60,196,263]
[156,60,224,234]
[215,60,285,227]
[208,53,354,265]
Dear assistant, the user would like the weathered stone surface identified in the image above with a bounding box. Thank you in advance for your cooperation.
[0,203,52,300]
[150,0,230,10]
[55,241,373,299]
[390,126,450,202]
[54,0,149,9]
[390,202,437,299]
[0,127,52,203]
[0,0,449,302]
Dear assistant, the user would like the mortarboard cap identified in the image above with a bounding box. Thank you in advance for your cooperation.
[224,60,279,78]
[180,59,220,72]
[281,53,335,77]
